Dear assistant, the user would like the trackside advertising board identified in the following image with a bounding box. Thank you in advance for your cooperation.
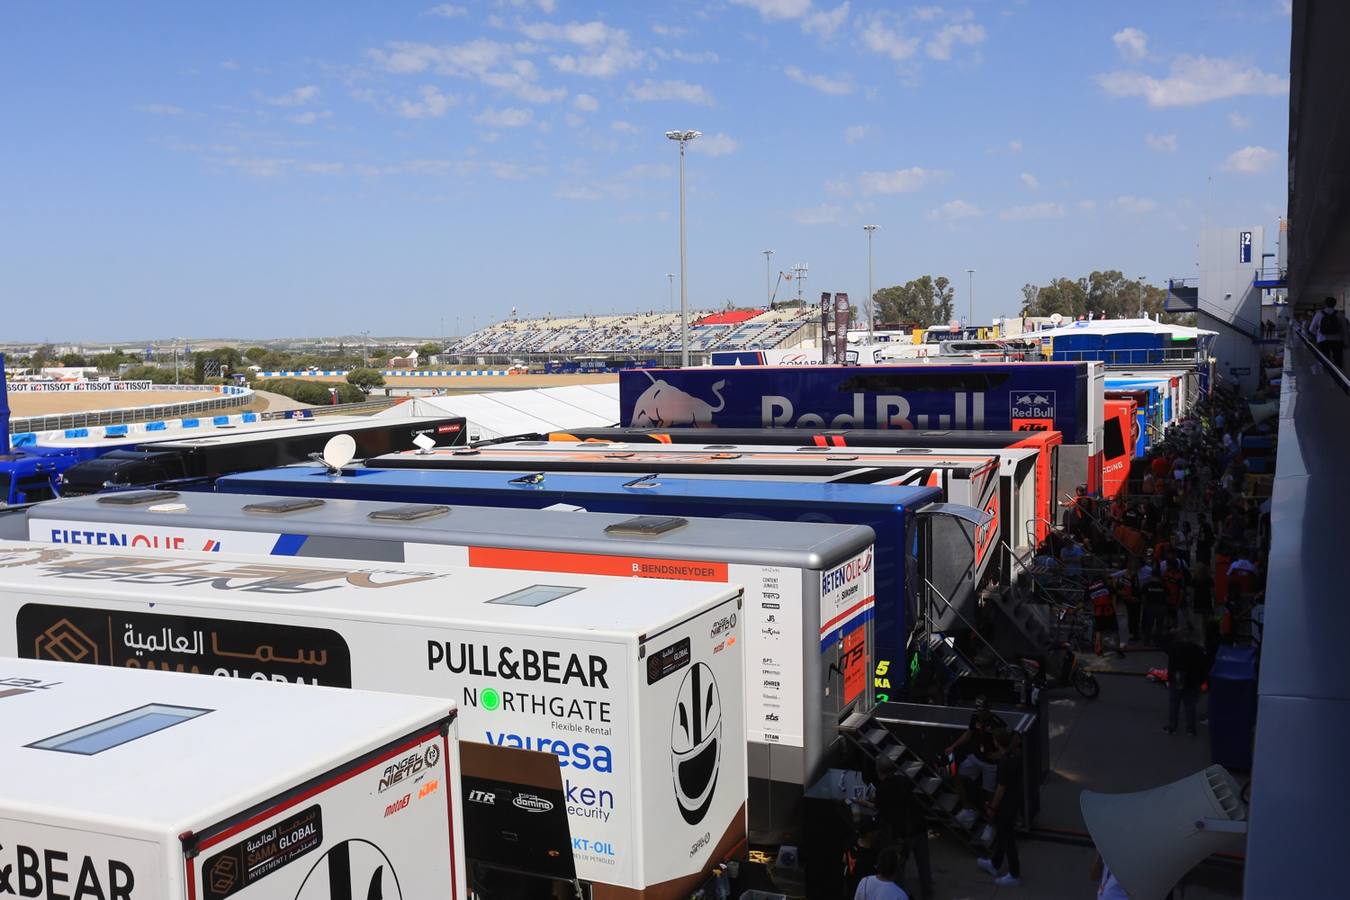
[0,543,745,897]
[0,658,461,899]
[26,493,875,843]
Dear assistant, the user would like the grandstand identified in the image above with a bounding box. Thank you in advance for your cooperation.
[446,306,817,364]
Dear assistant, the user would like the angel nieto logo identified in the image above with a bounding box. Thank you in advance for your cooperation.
[670,662,722,826]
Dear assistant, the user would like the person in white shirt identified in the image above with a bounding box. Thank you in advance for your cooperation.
[1092,853,1129,899]
[855,847,910,900]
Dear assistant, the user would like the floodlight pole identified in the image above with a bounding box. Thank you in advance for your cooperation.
[666,130,701,367]
[763,250,774,306]
[864,225,878,345]
[967,268,976,330]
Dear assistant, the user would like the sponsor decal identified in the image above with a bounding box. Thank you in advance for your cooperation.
[462,686,612,724]
[646,637,691,685]
[670,663,722,826]
[468,546,728,583]
[378,744,441,793]
[841,627,868,705]
[202,805,322,899]
[1011,389,1056,432]
[468,789,496,806]
[628,373,727,428]
[513,793,555,813]
[427,642,608,688]
[17,604,353,687]
[0,675,61,701]
[483,732,612,772]
[294,839,401,900]
[47,528,221,553]
[0,847,134,898]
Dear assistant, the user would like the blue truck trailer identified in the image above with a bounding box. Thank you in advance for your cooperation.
[217,466,976,701]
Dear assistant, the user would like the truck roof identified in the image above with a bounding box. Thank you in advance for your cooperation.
[219,464,945,509]
[0,540,741,639]
[30,491,875,569]
[34,414,370,449]
[0,657,451,837]
[145,414,457,451]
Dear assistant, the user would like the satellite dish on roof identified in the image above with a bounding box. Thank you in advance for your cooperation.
[412,432,436,454]
[308,434,356,476]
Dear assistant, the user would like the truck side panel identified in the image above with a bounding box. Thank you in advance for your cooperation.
[0,818,162,900]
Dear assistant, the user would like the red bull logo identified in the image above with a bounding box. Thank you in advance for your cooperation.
[628,372,727,428]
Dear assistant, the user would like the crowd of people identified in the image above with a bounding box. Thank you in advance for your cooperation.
[838,381,1270,899]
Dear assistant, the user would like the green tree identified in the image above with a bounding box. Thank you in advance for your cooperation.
[59,353,88,367]
[243,347,270,363]
[346,368,386,396]
[416,342,443,361]
[1021,271,1190,324]
[93,351,127,372]
[873,275,956,327]
[29,345,53,370]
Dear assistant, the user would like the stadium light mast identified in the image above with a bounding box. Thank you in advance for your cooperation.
[667,273,675,314]
[666,129,700,367]
[966,268,976,329]
[763,250,773,307]
[863,225,878,345]
[792,263,808,305]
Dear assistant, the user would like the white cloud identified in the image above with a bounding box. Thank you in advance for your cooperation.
[1112,27,1148,61]
[793,203,843,225]
[611,120,640,133]
[555,185,604,201]
[1097,55,1288,108]
[689,132,738,156]
[803,3,850,38]
[519,21,644,78]
[1078,199,1097,211]
[1222,145,1278,174]
[1115,195,1157,214]
[1229,112,1252,129]
[1008,139,1023,153]
[289,110,332,125]
[474,106,533,127]
[927,199,982,221]
[784,65,854,95]
[1145,133,1178,152]
[844,124,871,144]
[137,103,185,115]
[301,162,344,175]
[1020,172,1039,190]
[573,93,599,112]
[551,46,643,77]
[651,24,688,38]
[859,13,920,61]
[926,22,985,61]
[626,79,714,105]
[220,60,239,71]
[368,39,567,103]
[520,20,623,47]
[730,0,813,21]
[395,85,459,119]
[427,4,467,17]
[263,85,319,107]
[999,202,1065,220]
[858,167,943,195]
[655,48,720,64]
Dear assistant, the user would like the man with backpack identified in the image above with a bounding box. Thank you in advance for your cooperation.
[1312,296,1344,369]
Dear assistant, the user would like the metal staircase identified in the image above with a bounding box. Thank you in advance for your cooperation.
[839,710,992,852]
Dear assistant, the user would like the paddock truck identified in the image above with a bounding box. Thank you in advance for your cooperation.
[616,359,1106,501]
[0,541,746,899]
[212,466,977,707]
[20,489,876,849]
[0,657,464,899]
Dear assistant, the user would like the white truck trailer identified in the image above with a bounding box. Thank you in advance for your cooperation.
[0,657,463,899]
[0,541,745,898]
[23,490,876,846]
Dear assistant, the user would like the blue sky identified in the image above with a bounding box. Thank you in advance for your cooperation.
[0,0,1292,341]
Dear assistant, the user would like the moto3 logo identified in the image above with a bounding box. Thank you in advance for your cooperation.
[629,373,727,428]
[670,663,722,826]
[294,840,400,900]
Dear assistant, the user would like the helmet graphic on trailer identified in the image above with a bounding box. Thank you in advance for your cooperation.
[670,662,722,826]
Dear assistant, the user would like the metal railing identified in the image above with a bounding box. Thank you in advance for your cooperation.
[9,391,253,435]
[258,397,400,420]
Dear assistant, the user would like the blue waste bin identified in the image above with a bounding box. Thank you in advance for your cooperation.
[1208,645,1258,769]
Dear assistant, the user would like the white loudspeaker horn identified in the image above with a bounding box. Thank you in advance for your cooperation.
[1080,765,1246,900]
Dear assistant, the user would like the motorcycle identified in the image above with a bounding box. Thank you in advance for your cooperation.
[1015,641,1101,700]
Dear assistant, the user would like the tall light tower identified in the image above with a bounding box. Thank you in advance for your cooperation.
[763,250,774,306]
[966,268,976,330]
[863,225,878,345]
[666,273,675,313]
[665,129,701,367]
[1138,276,1145,317]
[792,263,808,305]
